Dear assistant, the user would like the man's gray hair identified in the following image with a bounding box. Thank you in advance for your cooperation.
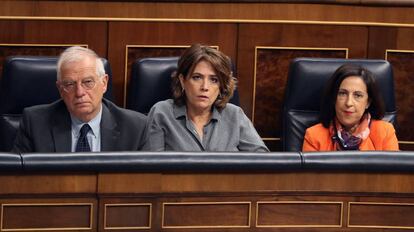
[57,46,106,80]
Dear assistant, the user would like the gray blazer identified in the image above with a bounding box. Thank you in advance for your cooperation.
[12,99,147,153]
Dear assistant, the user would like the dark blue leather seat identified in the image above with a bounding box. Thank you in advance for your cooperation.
[302,151,414,172]
[282,58,397,152]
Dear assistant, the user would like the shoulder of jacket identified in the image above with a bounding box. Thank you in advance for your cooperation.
[306,123,327,133]
[23,99,63,114]
[103,98,146,120]
[370,119,394,134]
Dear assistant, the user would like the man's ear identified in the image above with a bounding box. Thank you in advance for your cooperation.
[102,75,108,93]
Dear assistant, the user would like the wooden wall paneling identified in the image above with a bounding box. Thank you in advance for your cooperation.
[162,202,251,229]
[103,203,152,230]
[0,174,96,231]
[97,171,414,232]
[348,202,414,229]
[0,20,107,55]
[256,201,343,228]
[385,50,414,151]
[108,21,237,106]
[367,27,398,59]
[0,174,96,194]
[237,24,367,150]
[99,197,160,232]
[1,202,96,232]
[237,23,368,116]
[2,1,414,25]
[98,172,414,194]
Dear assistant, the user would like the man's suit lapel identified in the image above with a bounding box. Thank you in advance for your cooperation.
[52,101,72,152]
[101,102,120,151]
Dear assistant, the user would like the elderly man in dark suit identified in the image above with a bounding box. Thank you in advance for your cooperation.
[12,46,147,152]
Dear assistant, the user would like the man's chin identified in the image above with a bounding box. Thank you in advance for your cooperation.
[74,106,92,113]
[71,109,94,120]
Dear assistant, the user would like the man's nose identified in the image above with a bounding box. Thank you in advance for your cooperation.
[75,82,87,96]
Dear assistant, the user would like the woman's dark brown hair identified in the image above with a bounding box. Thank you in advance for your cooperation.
[171,44,236,111]
[320,64,385,128]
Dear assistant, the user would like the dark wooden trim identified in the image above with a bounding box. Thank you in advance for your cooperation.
[35,0,414,7]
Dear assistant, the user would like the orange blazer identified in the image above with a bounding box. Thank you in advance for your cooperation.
[302,120,399,151]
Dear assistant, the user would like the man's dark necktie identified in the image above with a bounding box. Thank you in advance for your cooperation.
[76,124,91,152]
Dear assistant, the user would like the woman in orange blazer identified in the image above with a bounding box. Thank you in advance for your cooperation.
[302,64,399,151]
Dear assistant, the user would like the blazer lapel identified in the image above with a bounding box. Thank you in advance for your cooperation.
[52,102,72,152]
[100,102,120,151]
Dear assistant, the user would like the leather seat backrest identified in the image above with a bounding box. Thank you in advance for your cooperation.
[126,56,240,114]
[282,58,396,151]
[0,56,113,151]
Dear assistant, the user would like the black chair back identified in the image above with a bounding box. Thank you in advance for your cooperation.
[282,58,396,151]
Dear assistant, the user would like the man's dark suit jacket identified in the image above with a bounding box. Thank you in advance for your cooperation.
[12,99,147,153]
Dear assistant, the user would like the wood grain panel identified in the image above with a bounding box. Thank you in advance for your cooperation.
[253,47,347,139]
[108,22,237,106]
[98,173,162,193]
[385,51,414,147]
[238,24,367,119]
[1,203,93,231]
[256,201,342,227]
[104,203,151,229]
[0,20,107,55]
[367,27,398,59]
[98,172,414,194]
[348,202,414,229]
[2,1,414,25]
[162,202,250,228]
[0,174,96,194]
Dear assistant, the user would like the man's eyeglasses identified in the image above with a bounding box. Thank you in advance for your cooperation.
[59,79,97,93]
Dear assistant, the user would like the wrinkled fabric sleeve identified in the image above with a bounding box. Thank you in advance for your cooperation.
[302,129,319,151]
[11,110,34,153]
[237,108,269,152]
[143,105,166,151]
[383,122,399,151]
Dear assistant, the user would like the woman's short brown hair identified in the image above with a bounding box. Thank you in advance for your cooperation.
[171,44,236,111]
